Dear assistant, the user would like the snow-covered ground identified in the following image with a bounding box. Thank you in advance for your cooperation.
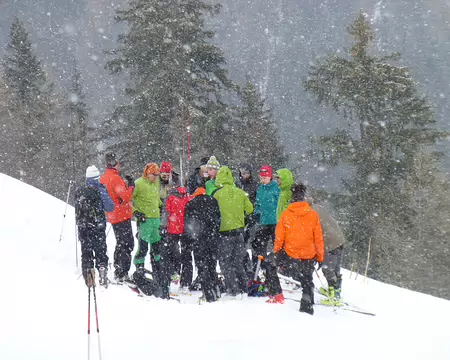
[1,173,449,360]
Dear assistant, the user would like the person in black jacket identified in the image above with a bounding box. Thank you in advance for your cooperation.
[186,157,209,195]
[237,163,258,278]
[184,187,221,302]
[75,165,114,287]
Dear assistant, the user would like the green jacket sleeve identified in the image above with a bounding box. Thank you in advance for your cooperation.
[244,193,254,215]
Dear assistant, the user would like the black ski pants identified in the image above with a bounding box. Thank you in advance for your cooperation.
[112,220,134,278]
[276,251,315,304]
[252,225,276,272]
[193,234,219,302]
[78,225,109,272]
[180,235,194,287]
[161,234,181,280]
[217,230,247,295]
[243,221,255,277]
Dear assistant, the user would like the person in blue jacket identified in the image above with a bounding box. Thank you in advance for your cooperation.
[75,165,114,287]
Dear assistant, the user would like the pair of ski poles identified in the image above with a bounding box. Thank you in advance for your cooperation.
[87,272,102,360]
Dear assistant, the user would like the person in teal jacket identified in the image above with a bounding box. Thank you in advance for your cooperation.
[213,166,253,296]
[253,165,284,300]
[253,165,279,263]
[132,162,163,270]
[275,168,294,220]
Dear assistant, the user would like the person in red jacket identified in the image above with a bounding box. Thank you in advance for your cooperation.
[100,152,135,283]
[163,187,193,291]
[274,183,324,315]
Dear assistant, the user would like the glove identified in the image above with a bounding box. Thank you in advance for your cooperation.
[265,252,275,265]
[124,175,134,188]
[254,212,261,224]
[134,211,146,223]
[159,226,168,237]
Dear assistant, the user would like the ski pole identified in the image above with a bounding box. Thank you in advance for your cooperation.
[314,269,326,289]
[59,180,73,242]
[88,285,91,360]
[106,224,112,238]
[91,281,103,360]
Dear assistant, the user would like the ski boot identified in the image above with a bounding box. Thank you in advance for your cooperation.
[320,286,342,306]
[171,273,181,285]
[319,287,330,297]
[266,293,285,304]
[299,299,314,315]
[98,264,108,288]
[83,268,96,287]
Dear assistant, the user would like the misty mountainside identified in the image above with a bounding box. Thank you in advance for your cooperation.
[2,0,450,187]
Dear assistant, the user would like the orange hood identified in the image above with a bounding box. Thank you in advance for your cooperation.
[285,202,312,217]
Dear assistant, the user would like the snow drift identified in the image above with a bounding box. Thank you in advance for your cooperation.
[0,173,449,360]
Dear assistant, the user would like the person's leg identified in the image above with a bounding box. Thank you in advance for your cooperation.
[180,235,193,287]
[132,221,150,270]
[79,227,94,286]
[231,233,248,294]
[322,250,338,287]
[251,227,265,272]
[298,259,315,314]
[148,219,169,298]
[334,246,344,296]
[92,226,109,270]
[164,234,180,279]
[242,224,253,277]
[112,220,135,278]
[322,246,344,299]
[217,234,238,295]
[203,240,219,301]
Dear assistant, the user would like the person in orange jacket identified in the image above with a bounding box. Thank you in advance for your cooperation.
[100,152,135,283]
[274,183,324,315]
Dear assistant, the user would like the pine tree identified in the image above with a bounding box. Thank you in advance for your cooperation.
[2,18,69,198]
[401,150,450,297]
[106,0,234,173]
[3,18,53,182]
[235,81,285,169]
[0,72,22,177]
[65,65,89,184]
[304,12,444,277]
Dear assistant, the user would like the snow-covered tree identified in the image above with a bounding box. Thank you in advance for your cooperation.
[235,81,285,169]
[65,65,90,184]
[3,18,69,198]
[304,12,444,277]
[105,0,234,173]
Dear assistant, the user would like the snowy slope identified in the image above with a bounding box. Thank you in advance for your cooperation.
[1,173,449,360]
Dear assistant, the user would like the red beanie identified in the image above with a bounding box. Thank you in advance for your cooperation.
[160,161,172,174]
[259,165,273,178]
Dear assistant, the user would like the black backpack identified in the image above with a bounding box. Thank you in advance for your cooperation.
[75,185,101,226]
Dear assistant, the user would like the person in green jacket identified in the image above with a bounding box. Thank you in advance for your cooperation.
[132,162,163,271]
[274,168,294,220]
[205,155,220,196]
[213,166,253,297]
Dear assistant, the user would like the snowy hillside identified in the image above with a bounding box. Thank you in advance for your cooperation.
[1,173,449,360]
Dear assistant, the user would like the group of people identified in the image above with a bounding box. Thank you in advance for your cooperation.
[74,153,345,315]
